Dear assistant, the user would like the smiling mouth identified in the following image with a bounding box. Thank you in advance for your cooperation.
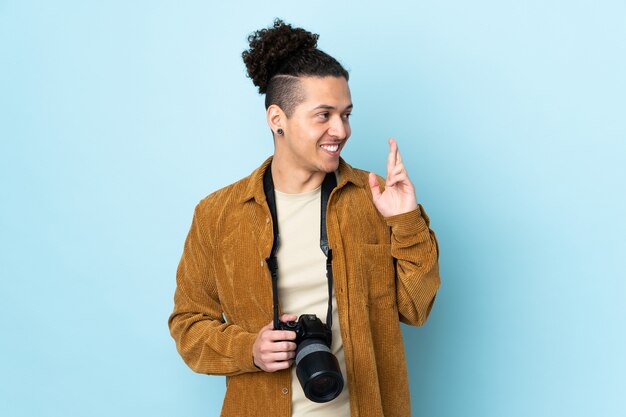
[320,144,340,152]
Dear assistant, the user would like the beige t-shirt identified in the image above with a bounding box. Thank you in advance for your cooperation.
[275,186,350,417]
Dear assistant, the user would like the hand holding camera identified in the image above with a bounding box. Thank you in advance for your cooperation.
[253,313,344,402]
[253,313,298,372]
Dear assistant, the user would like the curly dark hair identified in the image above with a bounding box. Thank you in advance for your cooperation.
[242,19,349,116]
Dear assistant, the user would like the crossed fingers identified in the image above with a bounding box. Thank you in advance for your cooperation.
[386,138,408,188]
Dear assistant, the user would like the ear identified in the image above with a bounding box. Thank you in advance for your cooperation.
[267,104,285,136]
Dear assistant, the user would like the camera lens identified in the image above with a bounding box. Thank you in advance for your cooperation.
[295,339,344,403]
[308,375,340,399]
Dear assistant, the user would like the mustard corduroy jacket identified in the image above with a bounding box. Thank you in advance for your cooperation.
[169,157,440,416]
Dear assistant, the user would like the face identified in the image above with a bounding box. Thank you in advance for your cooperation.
[276,76,353,175]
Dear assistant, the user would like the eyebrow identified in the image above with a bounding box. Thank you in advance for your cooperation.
[311,104,354,112]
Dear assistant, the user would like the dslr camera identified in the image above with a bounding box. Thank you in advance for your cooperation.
[278,314,344,403]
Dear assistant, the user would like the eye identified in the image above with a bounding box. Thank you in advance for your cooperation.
[317,112,330,120]
[342,113,352,120]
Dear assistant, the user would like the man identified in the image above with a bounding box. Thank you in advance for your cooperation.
[169,19,440,417]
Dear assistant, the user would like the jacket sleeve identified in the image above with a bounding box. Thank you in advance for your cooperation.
[385,204,441,325]
[168,204,260,376]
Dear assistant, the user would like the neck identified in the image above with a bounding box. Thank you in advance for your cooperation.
[271,155,327,194]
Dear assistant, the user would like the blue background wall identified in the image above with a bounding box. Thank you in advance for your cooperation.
[1,1,624,416]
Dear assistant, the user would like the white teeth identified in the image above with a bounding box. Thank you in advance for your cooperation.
[321,144,339,152]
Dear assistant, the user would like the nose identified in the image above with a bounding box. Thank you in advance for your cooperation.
[328,115,348,139]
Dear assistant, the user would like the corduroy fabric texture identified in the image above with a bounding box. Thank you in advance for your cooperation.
[169,157,441,417]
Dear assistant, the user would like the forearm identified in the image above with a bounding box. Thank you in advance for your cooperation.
[169,308,259,376]
[385,205,441,325]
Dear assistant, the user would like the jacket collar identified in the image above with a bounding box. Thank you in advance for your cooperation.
[240,156,364,204]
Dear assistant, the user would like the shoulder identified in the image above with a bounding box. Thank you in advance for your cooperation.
[337,159,383,195]
[179,159,270,253]
[347,166,372,183]
[194,175,253,220]
[337,159,373,189]
[193,157,270,223]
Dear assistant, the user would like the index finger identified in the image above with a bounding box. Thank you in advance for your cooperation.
[268,330,297,341]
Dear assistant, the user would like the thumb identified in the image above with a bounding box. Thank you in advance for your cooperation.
[280,314,298,323]
[369,172,382,201]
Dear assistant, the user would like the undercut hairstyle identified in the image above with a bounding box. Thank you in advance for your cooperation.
[242,19,349,117]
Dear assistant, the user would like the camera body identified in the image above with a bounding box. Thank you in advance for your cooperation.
[278,314,344,403]
[277,314,332,346]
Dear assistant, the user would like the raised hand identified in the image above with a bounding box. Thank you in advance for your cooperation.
[368,138,418,218]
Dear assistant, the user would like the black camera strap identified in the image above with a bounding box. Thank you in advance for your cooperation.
[263,163,337,331]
